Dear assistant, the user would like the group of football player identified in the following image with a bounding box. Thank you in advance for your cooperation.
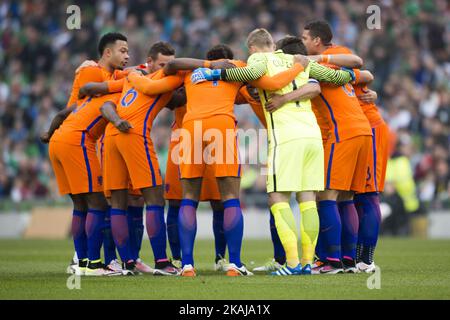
[42,19,387,277]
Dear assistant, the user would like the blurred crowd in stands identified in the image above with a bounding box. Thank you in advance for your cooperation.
[0,1,449,220]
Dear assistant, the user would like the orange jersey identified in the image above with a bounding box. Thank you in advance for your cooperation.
[66,66,125,107]
[183,60,247,123]
[173,87,265,129]
[330,45,385,129]
[311,45,372,143]
[354,83,385,128]
[51,93,121,148]
[105,69,176,138]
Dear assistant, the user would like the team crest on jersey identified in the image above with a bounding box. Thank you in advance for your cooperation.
[97,176,103,186]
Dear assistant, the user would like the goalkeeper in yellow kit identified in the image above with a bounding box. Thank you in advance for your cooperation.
[191,28,357,275]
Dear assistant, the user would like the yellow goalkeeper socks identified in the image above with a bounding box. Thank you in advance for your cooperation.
[299,201,319,265]
[270,202,299,268]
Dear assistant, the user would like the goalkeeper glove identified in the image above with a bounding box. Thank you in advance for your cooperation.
[191,68,222,84]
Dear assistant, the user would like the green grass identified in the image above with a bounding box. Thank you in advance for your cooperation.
[0,238,450,299]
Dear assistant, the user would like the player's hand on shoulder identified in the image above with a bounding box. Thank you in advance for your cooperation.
[210,59,236,70]
[265,94,286,113]
[114,119,133,133]
[40,132,51,144]
[357,89,377,104]
[75,60,98,74]
[293,54,309,67]
[190,68,221,84]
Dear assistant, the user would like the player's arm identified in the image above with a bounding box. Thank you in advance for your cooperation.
[40,105,76,143]
[126,71,184,95]
[265,79,321,113]
[307,54,363,68]
[309,61,354,85]
[354,70,374,85]
[201,54,309,84]
[100,101,132,133]
[217,54,268,82]
[79,79,125,99]
[249,63,305,90]
[164,58,236,76]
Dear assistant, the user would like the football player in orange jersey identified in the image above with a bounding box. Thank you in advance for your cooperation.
[96,42,193,275]
[301,20,373,274]
[41,32,130,276]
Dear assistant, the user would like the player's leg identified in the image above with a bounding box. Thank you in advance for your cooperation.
[69,193,89,274]
[211,115,251,276]
[98,139,119,270]
[356,127,387,272]
[201,163,227,270]
[267,192,303,276]
[104,135,134,273]
[110,189,133,270]
[316,189,342,273]
[81,146,116,276]
[176,119,205,276]
[126,194,143,261]
[296,191,319,274]
[265,140,305,276]
[101,191,121,271]
[166,199,181,264]
[316,138,363,274]
[140,185,178,275]
[84,190,116,275]
[337,190,359,273]
[177,178,202,276]
[164,140,183,264]
[354,192,381,273]
[216,176,251,276]
[340,135,372,273]
[117,131,176,275]
[50,141,91,275]
[295,138,323,274]
[210,200,227,270]
[127,192,153,273]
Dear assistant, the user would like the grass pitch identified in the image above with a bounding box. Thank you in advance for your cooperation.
[0,237,449,300]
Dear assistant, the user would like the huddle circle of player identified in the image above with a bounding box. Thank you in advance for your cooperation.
[42,20,388,277]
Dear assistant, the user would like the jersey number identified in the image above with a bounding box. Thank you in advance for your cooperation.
[121,88,138,107]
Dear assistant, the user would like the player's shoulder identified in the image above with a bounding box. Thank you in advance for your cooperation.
[247,52,268,63]
[78,65,106,82]
[323,44,353,54]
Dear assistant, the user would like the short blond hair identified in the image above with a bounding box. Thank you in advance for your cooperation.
[246,28,274,49]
